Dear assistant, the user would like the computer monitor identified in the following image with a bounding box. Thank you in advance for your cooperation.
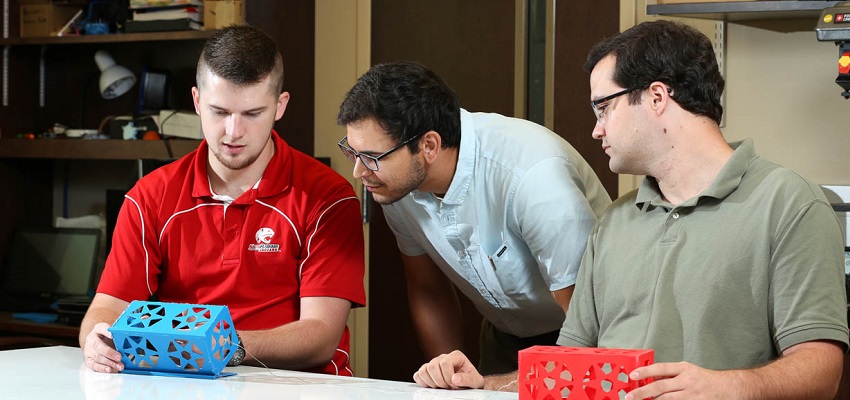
[0,227,101,311]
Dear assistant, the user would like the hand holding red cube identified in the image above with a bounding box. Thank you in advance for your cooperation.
[518,346,654,400]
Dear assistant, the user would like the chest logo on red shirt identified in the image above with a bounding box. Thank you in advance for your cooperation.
[248,227,280,252]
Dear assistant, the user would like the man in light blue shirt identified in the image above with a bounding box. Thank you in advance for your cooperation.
[337,62,611,375]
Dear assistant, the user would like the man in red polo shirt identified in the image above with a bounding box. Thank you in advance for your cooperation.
[79,25,365,376]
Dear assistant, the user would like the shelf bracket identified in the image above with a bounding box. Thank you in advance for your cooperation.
[2,45,7,107]
[2,0,6,108]
[3,0,8,39]
[39,45,46,108]
[712,21,727,127]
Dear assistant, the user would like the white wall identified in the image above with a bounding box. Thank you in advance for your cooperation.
[724,24,850,186]
[620,1,850,193]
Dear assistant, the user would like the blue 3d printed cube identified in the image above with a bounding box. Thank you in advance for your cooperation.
[109,300,240,379]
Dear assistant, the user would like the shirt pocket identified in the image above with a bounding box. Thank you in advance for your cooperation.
[483,241,532,299]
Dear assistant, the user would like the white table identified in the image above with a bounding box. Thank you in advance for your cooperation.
[0,346,516,400]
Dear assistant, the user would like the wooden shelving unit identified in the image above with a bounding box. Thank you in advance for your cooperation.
[0,138,200,160]
[0,1,316,288]
[0,29,211,160]
[0,30,217,46]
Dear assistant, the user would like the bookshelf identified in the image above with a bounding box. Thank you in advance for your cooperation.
[0,30,215,46]
[0,138,200,160]
[0,2,316,321]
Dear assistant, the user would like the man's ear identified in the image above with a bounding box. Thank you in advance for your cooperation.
[420,131,442,162]
[275,91,290,121]
[648,81,671,112]
[191,86,201,115]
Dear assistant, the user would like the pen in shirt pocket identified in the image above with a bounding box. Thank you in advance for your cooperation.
[488,244,508,271]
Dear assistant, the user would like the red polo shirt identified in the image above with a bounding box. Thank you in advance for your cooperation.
[98,132,366,375]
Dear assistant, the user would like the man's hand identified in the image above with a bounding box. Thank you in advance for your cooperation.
[82,322,124,373]
[413,350,484,390]
[626,342,843,400]
[624,361,736,400]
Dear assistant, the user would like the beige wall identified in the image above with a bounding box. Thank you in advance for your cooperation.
[724,24,850,185]
[620,1,850,193]
[314,0,371,377]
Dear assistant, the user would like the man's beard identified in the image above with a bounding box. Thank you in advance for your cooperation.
[214,150,259,170]
[371,156,426,205]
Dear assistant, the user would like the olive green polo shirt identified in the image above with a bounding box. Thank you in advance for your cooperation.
[558,139,849,370]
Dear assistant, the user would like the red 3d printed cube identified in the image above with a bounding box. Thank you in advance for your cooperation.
[518,346,654,400]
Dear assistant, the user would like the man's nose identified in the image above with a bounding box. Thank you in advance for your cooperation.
[226,115,244,138]
[352,157,371,179]
[591,121,605,140]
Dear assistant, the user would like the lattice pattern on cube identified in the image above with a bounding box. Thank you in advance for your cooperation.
[109,301,239,378]
[518,346,653,400]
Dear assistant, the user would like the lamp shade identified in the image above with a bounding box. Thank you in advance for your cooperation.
[94,50,136,99]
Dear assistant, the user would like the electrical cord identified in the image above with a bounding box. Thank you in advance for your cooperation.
[230,341,293,378]
[159,110,181,159]
[497,378,518,392]
[159,110,179,127]
[162,137,174,159]
[158,110,180,159]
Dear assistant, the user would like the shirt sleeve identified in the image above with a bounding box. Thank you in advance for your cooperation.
[297,193,367,308]
[513,156,600,291]
[770,199,849,353]
[96,188,163,301]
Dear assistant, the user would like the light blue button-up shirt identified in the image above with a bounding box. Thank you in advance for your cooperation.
[383,110,611,337]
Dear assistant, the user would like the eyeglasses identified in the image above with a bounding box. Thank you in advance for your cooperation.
[338,132,424,172]
[590,87,636,124]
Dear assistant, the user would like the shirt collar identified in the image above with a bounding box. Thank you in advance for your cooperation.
[635,138,756,210]
[411,108,474,205]
[191,131,292,202]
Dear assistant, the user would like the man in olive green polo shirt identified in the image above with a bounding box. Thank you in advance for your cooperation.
[411,20,848,400]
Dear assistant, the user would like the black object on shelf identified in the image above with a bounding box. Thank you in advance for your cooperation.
[124,19,201,33]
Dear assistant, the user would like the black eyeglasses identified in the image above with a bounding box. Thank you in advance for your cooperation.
[338,132,424,172]
[590,87,636,124]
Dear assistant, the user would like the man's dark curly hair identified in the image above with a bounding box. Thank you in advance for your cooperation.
[337,62,461,153]
[585,20,724,124]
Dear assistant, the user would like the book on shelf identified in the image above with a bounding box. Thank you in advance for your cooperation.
[133,6,202,22]
[130,0,202,9]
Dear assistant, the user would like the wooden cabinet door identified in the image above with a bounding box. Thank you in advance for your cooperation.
[246,0,315,155]
[553,0,619,200]
[368,0,516,381]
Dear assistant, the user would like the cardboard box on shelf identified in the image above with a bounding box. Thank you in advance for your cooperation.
[19,0,84,38]
[159,110,202,139]
[203,1,245,30]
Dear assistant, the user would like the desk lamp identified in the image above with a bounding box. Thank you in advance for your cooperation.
[94,50,136,99]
